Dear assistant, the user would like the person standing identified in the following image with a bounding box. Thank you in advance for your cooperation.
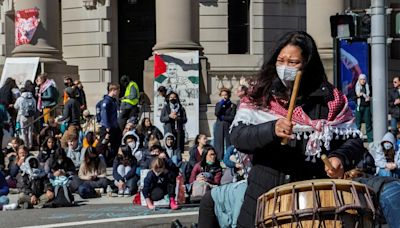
[214,88,237,160]
[389,76,400,136]
[355,74,373,143]
[198,31,366,228]
[14,88,36,149]
[36,74,59,124]
[99,83,121,164]
[160,92,187,153]
[57,87,81,131]
[74,80,87,113]
[118,75,140,131]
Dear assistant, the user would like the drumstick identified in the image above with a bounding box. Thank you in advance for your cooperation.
[281,71,302,145]
[321,154,334,170]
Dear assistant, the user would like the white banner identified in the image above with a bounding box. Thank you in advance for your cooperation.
[153,51,199,140]
[0,57,40,88]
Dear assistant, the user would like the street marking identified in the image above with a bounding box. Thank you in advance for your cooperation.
[20,211,199,228]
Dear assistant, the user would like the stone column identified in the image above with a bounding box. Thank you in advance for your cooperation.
[12,0,62,62]
[307,0,344,82]
[153,0,202,51]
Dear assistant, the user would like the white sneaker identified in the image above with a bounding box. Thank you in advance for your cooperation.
[2,203,17,211]
[123,188,130,197]
[118,189,124,197]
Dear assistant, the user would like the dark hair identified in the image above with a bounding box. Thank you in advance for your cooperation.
[200,145,216,167]
[53,147,67,160]
[83,146,100,169]
[157,86,167,93]
[219,88,231,98]
[150,144,163,152]
[194,133,206,145]
[166,91,181,104]
[248,31,327,107]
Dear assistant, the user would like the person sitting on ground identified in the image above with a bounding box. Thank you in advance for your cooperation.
[17,156,53,209]
[38,136,58,168]
[65,134,83,170]
[122,130,143,166]
[45,147,76,179]
[189,145,222,186]
[0,170,17,210]
[2,137,23,173]
[140,145,178,173]
[137,117,163,148]
[8,145,31,185]
[375,132,400,177]
[185,134,208,183]
[69,147,108,199]
[113,145,139,197]
[142,157,179,210]
[37,117,62,147]
[220,145,252,185]
[163,133,182,167]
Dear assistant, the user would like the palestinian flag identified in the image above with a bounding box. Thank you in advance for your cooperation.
[154,53,199,84]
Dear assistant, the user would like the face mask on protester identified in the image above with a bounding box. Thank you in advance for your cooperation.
[57,159,63,164]
[206,161,214,165]
[170,99,177,104]
[383,142,393,150]
[276,65,298,87]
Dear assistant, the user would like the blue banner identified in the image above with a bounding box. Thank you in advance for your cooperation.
[338,39,369,111]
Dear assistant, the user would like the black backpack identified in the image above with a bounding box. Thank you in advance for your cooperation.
[45,184,75,208]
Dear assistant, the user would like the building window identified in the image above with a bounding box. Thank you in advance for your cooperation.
[228,0,250,54]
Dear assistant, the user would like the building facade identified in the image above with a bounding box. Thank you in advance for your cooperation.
[0,0,398,137]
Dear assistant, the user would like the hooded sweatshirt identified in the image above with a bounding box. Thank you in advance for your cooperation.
[164,133,182,166]
[375,132,400,170]
[122,130,142,161]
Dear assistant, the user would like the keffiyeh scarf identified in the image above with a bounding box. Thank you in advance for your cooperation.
[230,88,361,161]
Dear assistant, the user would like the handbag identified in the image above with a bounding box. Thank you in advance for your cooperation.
[191,180,211,201]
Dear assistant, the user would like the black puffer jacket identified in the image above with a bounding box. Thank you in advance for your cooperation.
[231,82,366,228]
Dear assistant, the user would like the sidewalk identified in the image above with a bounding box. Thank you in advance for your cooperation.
[8,168,134,206]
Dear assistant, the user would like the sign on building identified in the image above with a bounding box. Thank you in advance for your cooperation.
[0,57,40,88]
[153,51,199,141]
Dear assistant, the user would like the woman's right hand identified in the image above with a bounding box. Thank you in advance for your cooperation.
[275,118,294,139]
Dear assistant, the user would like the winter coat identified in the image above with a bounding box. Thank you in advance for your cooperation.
[14,91,36,121]
[47,156,76,177]
[231,82,366,227]
[40,84,58,108]
[58,98,81,126]
[163,133,182,167]
[78,158,107,181]
[375,132,400,170]
[0,171,9,196]
[189,162,222,185]
[99,95,119,129]
[160,103,187,152]
[214,99,237,159]
[389,87,400,119]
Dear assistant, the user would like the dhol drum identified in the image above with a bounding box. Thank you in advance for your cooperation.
[256,179,377,228]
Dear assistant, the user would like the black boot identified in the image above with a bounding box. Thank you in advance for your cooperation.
[171,219,184,228]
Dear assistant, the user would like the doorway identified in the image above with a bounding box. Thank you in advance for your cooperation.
[118,0,156,90]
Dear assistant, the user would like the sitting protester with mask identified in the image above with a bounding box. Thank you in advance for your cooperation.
[113,145,139,197]
[17,157,54,209]
[45,148,76,178]
[164,133,182,167]
[375,132,400,177]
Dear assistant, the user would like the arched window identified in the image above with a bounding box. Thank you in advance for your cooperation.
[228,0,250,54]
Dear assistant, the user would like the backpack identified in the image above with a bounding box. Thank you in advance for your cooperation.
[46,176,74,208]
[20,97,36,117]
[95,98,105,123]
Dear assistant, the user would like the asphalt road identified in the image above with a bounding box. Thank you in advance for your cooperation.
[0,203,199,228]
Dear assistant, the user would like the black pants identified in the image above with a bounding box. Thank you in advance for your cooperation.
[198,190,220,228]
[100,127,121,165]
[118,103,139,131]
[148,172,177,200]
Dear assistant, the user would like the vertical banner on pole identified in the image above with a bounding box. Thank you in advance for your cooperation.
[153,51,200,141]
[338,39,369,111]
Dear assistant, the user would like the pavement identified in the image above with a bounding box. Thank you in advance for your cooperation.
[2,167,199,228]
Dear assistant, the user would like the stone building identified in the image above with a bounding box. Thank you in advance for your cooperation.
[0,0,398,138]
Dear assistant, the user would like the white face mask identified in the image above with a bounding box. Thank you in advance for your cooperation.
[154,171,162,176]
[383,142,393,150]
[128,142,135,150]
[276,65,298,87]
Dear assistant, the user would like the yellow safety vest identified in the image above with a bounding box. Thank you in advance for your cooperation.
[122,81,140,106]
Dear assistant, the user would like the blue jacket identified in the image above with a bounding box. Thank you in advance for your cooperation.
[100,95,119,129]
[0,171,9,196]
